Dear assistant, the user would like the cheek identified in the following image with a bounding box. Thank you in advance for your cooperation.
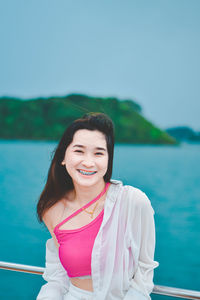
[65,154,80,168]
[100,156,109,171]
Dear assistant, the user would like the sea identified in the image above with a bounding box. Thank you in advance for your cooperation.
[0,141,200,299]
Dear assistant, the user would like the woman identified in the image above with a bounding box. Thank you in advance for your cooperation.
[37,112,159,300]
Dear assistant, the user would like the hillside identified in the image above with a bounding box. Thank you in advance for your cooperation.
[0,94,177,144]
[166,126,200,142]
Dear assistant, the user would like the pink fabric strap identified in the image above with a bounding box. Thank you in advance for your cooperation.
[54,182,110,232]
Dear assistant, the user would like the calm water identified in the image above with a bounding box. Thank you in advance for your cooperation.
[0,141,200,299]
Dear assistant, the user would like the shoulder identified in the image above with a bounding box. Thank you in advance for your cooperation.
[123,185,149,201]
[122,185,155,220]
[43,200,66,249]
[43,200,65,229]
[115,182,153,212]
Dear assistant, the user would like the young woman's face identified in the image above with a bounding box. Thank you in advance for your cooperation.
[62,129,109,188]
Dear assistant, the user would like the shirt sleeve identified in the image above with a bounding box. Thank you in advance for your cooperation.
[36,238,70,300]
[124,192,159,300]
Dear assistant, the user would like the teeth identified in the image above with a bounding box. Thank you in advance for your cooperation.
[78,170,96,176]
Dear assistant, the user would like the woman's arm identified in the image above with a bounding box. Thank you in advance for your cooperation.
[124,192,159,300]
[36,238,70,300]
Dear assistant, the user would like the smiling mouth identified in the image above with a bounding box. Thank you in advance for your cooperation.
[77,169,97,176]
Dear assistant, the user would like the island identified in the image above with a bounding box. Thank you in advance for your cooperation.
[166,126,200,142]
[0,94,178,145]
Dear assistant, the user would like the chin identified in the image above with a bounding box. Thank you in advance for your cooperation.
[76,179,98,187]
[74,176,105,188]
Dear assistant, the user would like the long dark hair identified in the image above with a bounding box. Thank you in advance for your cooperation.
[37,112,114,222]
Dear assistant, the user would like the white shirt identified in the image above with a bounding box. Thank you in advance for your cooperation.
[37,180,159,300]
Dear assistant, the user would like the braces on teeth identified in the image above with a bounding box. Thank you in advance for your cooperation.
[78,170,96,175]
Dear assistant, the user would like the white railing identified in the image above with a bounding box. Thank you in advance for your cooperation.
[0,261,200,299]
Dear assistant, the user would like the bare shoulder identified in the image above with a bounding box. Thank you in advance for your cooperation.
[43,200,65,230]
[42,200,66,249]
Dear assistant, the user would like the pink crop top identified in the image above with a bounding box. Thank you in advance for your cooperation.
[53,182,110,278]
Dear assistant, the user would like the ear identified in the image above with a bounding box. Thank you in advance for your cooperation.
[61,161,65,165]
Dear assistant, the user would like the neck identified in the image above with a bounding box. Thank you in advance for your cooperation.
[72,180,106,206]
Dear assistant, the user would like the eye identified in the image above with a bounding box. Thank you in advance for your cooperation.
[95,152,103,156]
[74,150,83,153]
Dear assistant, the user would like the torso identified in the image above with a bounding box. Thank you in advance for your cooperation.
[70,277,93,291]
[46,189,108,292]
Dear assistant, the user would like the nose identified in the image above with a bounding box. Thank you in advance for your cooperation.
[82,155,95,168]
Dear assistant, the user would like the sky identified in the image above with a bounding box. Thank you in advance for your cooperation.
[0,0,200,131]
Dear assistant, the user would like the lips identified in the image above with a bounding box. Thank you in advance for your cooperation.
[77,169,97,176]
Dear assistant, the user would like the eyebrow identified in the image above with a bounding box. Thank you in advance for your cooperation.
[73,144,106,151]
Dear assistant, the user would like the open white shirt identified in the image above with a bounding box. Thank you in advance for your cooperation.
[37,180,159,300]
